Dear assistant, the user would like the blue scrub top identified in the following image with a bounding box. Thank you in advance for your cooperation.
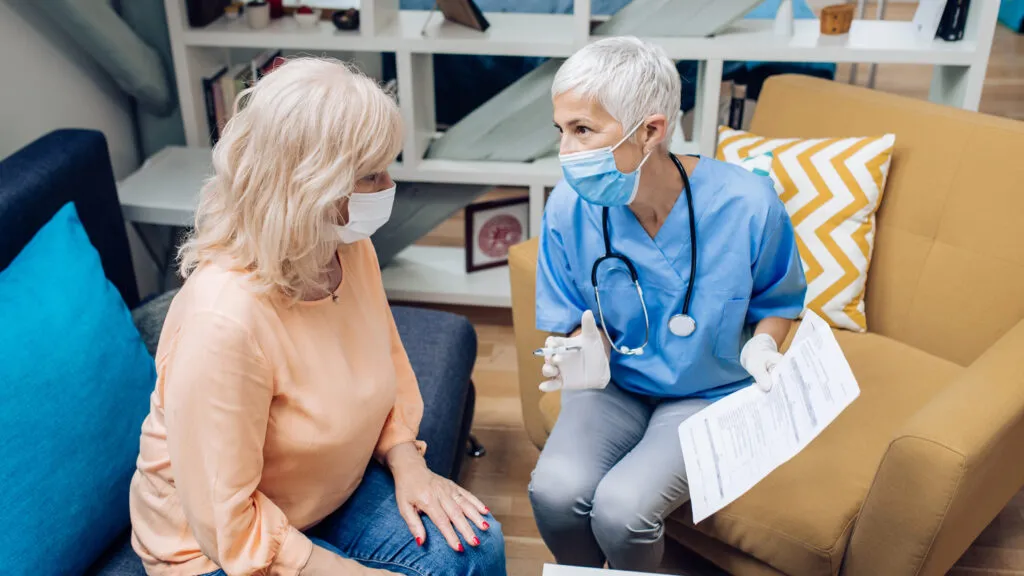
[535,157,807,400]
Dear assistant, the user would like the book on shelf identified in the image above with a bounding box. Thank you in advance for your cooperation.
[252,49,285,80]
[202,50,285,145]
[913,0,970,41]
[937,0,970,41]
[201,65,228,145]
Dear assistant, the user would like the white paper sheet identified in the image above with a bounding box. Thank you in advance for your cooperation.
[678,311,860,523]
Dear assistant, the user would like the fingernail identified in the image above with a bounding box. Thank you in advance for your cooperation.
[483,507,490,514]
[482,521,490,530]
[457,543,465,553]
[416,537,423,547]
[472,537,480,547]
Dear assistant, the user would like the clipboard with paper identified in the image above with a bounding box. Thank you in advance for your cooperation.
[678,311,860,524]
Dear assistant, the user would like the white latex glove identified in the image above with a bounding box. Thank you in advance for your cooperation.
[740,333,784,392]
[539,310,611,393]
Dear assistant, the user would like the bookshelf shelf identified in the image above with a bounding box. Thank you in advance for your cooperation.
[182,13,983,65]
[183,10,578,57]
[150,0,999,307]
[183,17,370,51]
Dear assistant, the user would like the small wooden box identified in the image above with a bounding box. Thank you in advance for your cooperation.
[820,4,855,35]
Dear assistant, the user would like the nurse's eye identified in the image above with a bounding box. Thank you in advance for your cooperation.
[575,126,591,136]
[360,173,380,183]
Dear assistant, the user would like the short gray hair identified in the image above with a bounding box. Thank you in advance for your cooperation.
[552,36,681,147]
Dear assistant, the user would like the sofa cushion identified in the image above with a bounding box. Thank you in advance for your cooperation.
[131,289,179,358]
[679,330,961,575]
[85,532,145,576]
[540,329,962,575]
[0,203,156,575]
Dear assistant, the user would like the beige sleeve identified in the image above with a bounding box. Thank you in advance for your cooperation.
[164,311,313,576]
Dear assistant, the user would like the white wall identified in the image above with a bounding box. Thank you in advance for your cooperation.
[0,1,139,180]
[0,1,168,298]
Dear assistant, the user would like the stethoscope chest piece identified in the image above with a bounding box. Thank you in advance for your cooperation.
[669,314,696,337]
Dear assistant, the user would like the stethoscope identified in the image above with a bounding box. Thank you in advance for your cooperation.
[591,153,697,356]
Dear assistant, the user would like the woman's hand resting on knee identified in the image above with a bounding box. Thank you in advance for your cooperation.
[385,442,491,552]
[302,545,401,576]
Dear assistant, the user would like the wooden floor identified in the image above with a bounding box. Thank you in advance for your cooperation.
[413,5,1024,575]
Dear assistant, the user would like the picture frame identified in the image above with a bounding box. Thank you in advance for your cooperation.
[464,196,529,273]
[424,0,490,33]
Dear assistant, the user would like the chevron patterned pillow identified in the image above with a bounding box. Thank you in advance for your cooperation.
[717,126,896,332]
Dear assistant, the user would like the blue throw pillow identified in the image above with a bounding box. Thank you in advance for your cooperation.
[0,203,156,574]
[1000,0,1024,33]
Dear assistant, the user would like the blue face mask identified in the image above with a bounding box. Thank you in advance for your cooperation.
[559,121,652,207]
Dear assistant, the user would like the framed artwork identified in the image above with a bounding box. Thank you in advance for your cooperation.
[426,0,490,32]
[464,196,528,272]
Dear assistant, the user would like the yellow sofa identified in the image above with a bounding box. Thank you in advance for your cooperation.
[508,75,1024,576]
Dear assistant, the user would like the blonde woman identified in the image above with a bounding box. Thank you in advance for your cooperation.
[128,57,505,576]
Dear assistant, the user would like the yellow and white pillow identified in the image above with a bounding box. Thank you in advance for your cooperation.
[717,127,896,332]
[736,151,777,185]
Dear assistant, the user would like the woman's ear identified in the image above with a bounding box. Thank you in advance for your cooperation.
[640,114,669,153]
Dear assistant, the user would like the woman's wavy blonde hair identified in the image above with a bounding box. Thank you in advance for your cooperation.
[178,56,402,301]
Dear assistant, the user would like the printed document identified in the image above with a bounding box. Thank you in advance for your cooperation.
[679,311,860,523]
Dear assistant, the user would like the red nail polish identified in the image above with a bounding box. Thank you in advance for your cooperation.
[483,507,490,514]
[416,537,423,547]
[457,543,465,553]
[482,521,490,530]
[472,537,480,547]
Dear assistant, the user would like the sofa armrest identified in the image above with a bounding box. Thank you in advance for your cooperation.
[509,238,551,449]
[843,318,1024,576]
[391,306,477,480]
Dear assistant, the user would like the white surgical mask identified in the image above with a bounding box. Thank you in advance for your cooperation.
[335,185,396,244]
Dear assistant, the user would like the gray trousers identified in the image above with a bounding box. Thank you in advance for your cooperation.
[528,382,710,571]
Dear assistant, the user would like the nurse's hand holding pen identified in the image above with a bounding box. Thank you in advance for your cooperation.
[538,310,612,392]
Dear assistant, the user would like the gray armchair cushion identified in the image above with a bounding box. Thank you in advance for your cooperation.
[131,289,177,357]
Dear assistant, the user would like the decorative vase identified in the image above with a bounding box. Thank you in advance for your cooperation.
[332,8,360,31]
[246,1,270,29]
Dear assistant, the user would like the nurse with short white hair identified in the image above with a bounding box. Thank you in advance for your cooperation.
[529,36,808,571]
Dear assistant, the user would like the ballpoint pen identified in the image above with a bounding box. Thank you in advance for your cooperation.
[533,345,582,357]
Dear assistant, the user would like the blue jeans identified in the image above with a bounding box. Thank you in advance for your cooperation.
[202,462,506,576]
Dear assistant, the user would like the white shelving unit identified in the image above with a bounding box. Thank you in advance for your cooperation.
[154,0,1000,307]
